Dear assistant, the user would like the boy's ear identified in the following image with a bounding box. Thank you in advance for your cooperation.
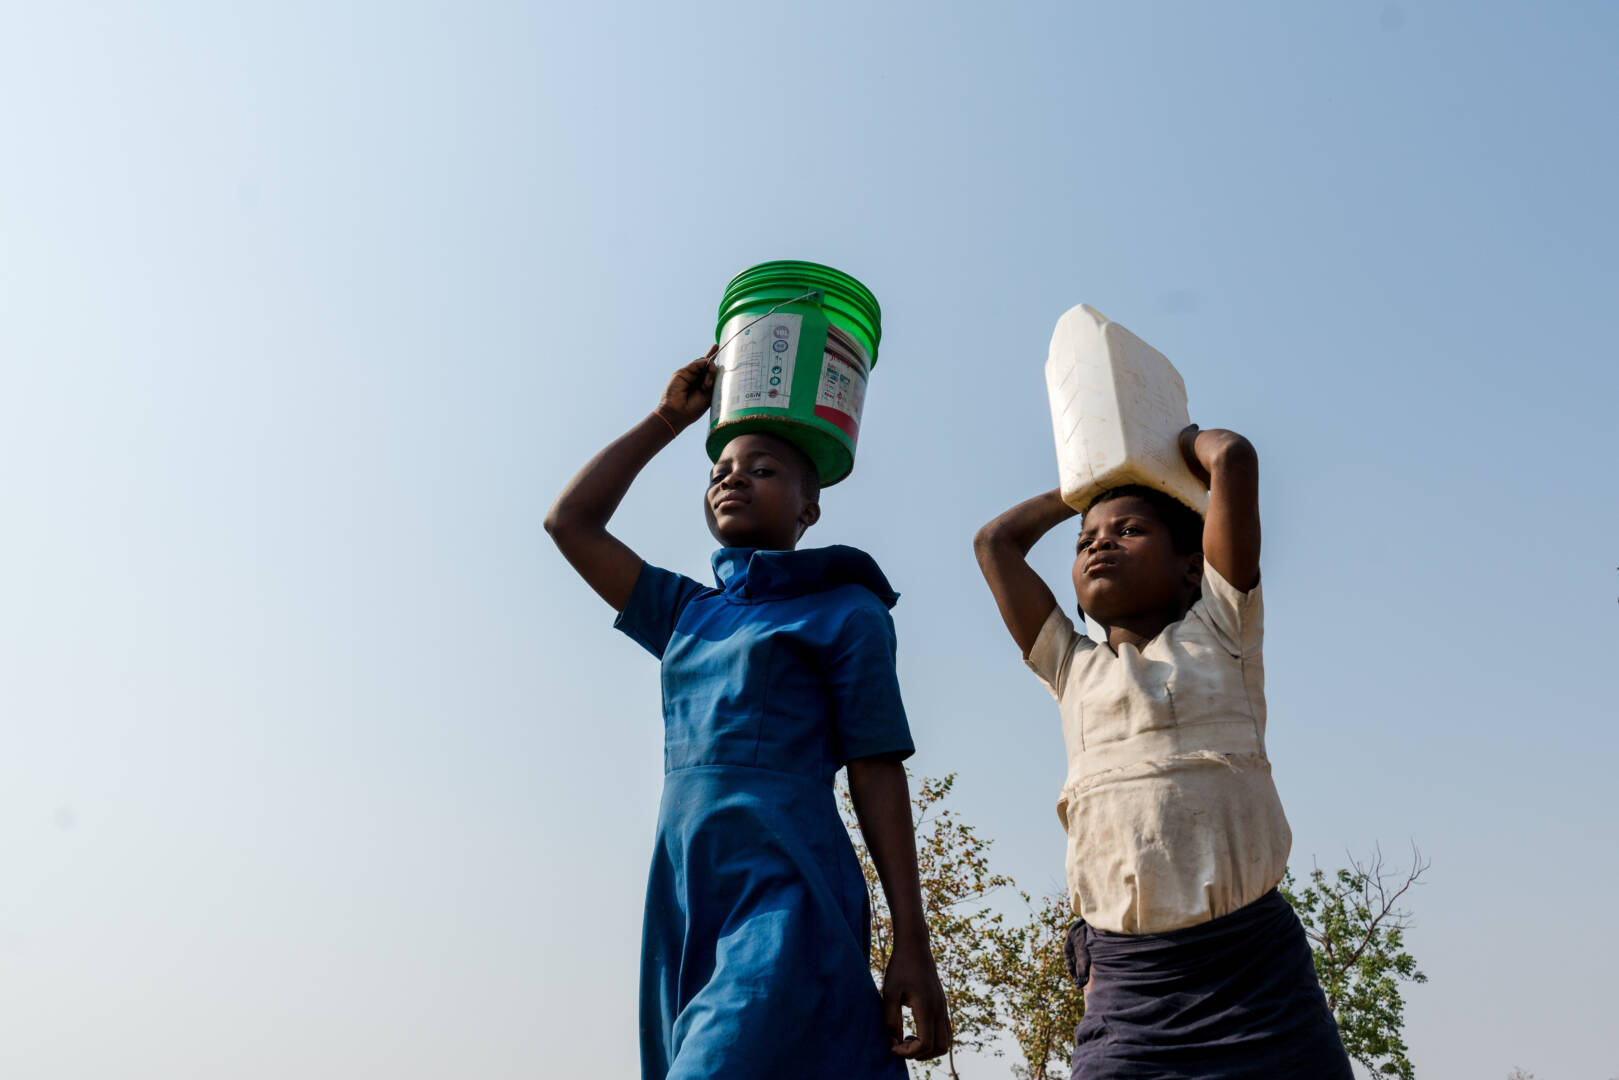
[1184,551,1205,590]
[798,500,822,534]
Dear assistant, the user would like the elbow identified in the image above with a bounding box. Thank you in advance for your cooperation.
[542,502,572,543]
[972,525,1003,563]
[974,523,1027,570]
[545,502,608,553]
[1206,431,1258,474]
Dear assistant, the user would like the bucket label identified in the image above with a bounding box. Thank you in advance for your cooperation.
[813,326,869,442]
[714,312,801,416]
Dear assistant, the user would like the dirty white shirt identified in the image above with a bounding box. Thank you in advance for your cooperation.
[1024,563,1292,935]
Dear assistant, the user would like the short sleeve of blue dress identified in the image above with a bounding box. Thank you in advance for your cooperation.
[613,562,713,659]
[826,599,913,763]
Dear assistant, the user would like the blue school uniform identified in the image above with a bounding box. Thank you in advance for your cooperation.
[614,545,913,1080]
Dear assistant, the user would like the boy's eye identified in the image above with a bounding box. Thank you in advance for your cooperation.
[1077,537,1092,551]
[753,468,773,477]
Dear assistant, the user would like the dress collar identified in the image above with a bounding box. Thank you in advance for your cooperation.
[710,545,899,608]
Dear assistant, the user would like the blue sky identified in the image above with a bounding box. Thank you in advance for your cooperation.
[2,3,1614,1078]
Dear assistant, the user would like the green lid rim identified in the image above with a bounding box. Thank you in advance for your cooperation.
[716,260,882,367]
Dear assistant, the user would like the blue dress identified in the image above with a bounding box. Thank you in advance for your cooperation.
[614,545,914,1080]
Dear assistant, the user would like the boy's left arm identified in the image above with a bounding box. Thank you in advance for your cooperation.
[1179,425,1261,592]
[845,758,952,1062]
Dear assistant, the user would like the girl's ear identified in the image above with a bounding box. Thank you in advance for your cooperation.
[797,500,822,535]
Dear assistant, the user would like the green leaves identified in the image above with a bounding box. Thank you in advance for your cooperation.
[841,772,1015,1078]
[982,891,1086,1080]
[841,773,1084,1078]
[1279,848,1430,1080]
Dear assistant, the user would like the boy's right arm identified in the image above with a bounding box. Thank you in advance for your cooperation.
[544,348,716,612]
[972,489,1077,656]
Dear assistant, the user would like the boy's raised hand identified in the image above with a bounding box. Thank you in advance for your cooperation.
[1177,423,1261,592]
[656,345,719,430]
[883,941,952,1061]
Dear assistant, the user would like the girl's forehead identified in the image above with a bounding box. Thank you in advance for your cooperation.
[712,446,781,470]
[1081,497,1159,530]
[714,434,792,467]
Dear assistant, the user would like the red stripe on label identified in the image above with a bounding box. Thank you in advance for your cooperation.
[814,405,860,441]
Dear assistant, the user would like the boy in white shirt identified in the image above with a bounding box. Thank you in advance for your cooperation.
[974,425,1352,1079]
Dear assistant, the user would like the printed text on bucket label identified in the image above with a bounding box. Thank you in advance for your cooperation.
[714,312,801,415]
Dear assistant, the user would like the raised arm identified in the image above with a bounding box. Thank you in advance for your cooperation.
[1178,425,1261,592]
[543,348,716,611]
[973,489,1078,655]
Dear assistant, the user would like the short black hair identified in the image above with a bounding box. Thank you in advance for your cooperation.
[1085,485,1203,555]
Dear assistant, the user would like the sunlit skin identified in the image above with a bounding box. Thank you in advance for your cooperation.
[704,433,821,550]
[1072,496,1203,646]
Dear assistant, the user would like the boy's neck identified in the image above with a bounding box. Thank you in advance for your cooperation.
[1100,602,1187,651]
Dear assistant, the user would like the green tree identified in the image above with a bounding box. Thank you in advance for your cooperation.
[841,772,1012,1079]
[1281,847,1430,1080]
[985,891,1086,1080]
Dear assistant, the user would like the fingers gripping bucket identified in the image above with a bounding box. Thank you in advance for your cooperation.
[707,261,882,486]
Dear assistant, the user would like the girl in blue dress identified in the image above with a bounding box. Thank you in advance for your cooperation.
[546,348,951,1080]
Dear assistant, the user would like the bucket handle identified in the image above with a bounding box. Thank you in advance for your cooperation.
[713,289,823,362]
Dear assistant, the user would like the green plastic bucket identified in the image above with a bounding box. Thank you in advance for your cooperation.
[706,260,882,486]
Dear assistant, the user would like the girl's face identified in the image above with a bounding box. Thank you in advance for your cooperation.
[1072,496,1201,628]
[704,433,820,550]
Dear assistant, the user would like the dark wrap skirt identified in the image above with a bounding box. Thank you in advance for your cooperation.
[1065,889,1354,1080]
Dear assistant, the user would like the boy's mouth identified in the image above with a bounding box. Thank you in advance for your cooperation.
[1085,558,1121,577]
[714,494,749,512]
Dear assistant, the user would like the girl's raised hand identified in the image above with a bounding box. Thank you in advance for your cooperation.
[657,345,719,430]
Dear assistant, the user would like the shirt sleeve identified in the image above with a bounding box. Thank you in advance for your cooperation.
[826,600,915,764]
[1191,561,1263,658]
[1022,605,1085,701]
[611,562,710,659]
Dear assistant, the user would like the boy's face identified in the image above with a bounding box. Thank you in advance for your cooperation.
[704,433,820,550]
[1072,496,1201,627]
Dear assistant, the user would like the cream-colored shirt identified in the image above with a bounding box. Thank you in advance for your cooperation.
[1024,564,1292,934]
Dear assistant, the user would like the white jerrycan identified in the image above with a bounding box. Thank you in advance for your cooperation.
[1045,304,1209,515]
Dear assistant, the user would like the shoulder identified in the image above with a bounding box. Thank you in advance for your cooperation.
[825,579,892,611]
[1023,605,1097,700]
[823,583,898,635]
[1181,560,1263,655]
